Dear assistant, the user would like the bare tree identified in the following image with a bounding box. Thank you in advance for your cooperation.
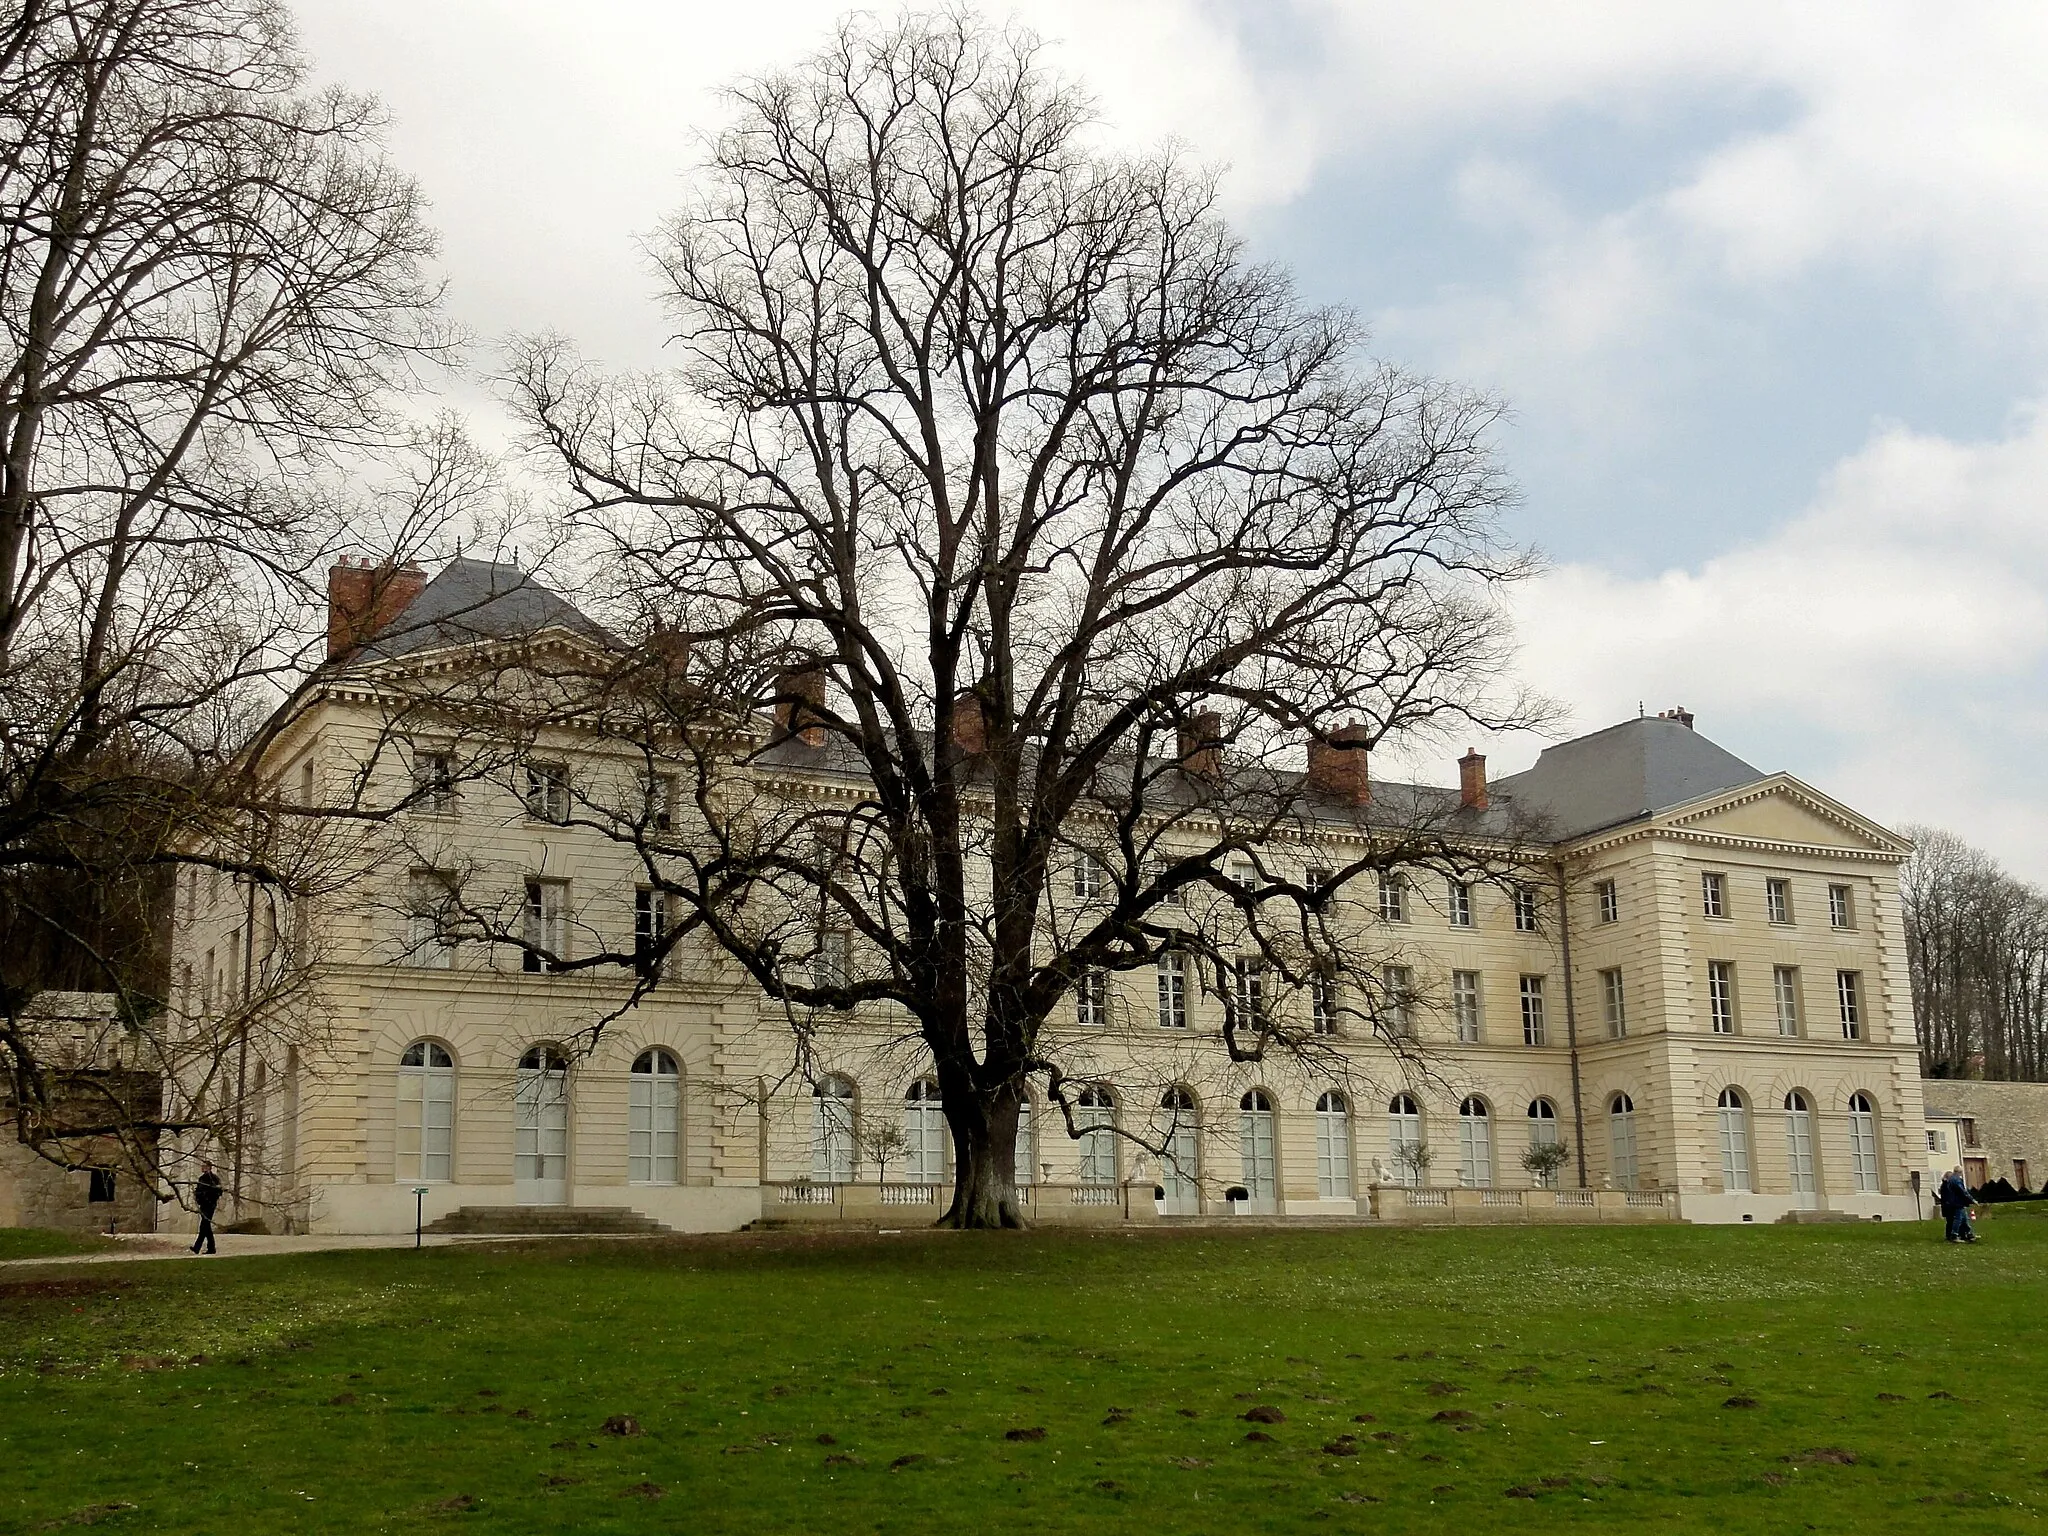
[1902,824,2048,1082]
[0,0,448,1198]
[498,13,1538,1227]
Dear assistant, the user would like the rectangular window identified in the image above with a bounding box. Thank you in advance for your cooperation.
[1149,857,1188,906]
[1829,883,1855,929]
[1075,969,1108,1028]
[524,761,570,823]
[1701,871,1726,918]
[1378,873,1407,922]
[523,879,568,973]
[1765,877,1791,924]
[1230,958,1266,1028]
[1601,967,1625,1038]
[1074,854,1107,900]
[644,773,676,831]
[1597,879,1618,925]
[635,887,669,975]
[1311,973,1338,1036]
[1837,969,1863,1039]
[412,749,457,816]
[1773,965,1801,1036]
[1305,866,1330,895]
[1926,1130,1941,1152]
[1447,880,1472,928]
[298,758,316,807]
[813,930,851,996]
[1519,975,1547,1045]
[1156,952,1186,1028]
[407,870,455,968]
[1382,964,1413,1038]
[1513,885,1539,932]
[1708,960,1736,1034]
[1452,970,1481,1043]
[1961,1118,1979,1149]
[1228,856,1256,891]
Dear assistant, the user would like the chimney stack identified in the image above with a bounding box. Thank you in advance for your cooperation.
[1657,706,1695,731]
[1178,710,1225,780]
[1305,723,1371,806]
[950,689,987,756]
[1459,748,1488,811]
[775,663,827,747]
[327,557,426,659]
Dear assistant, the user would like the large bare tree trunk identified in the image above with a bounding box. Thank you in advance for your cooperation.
[942,1091,1027,1230]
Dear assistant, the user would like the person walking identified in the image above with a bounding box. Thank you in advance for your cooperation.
[1936,1165,1977,1243]
[190,1160,222,1256]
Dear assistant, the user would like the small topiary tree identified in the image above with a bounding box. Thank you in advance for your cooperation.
[1521,1139,1573,1190]
[1392,1141,1434,1187]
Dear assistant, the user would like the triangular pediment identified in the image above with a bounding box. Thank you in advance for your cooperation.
[1658,775,1907,856]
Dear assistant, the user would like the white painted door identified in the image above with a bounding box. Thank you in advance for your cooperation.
[1238,1091,1276,1214]
[1161,1121,1200,1215]
[1784,1094,1817,1208]
[515,1048,569,1205]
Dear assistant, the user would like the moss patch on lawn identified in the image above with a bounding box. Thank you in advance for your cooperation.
[0,1220,2041,1533]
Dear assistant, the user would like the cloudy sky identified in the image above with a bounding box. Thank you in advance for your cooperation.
[293,1,2048,879]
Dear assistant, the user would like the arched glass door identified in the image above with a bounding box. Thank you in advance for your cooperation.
[812,1076,855,1183]
[514,1046,570,1205]
[1717,1088,1752,1193]
[629,1049,680,1185]
[1783,1091,1817,1208]
[1315,1091,1351,1199]
[903,1079,945,1182]
[1848,1092,1881,1192]
[1238,1089,1277,1213]
[1158,1087,1200,1215]
[1457,1097,1492,1188]
[1388,1094,1423,1187]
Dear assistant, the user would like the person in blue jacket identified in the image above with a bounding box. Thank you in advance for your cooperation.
[1936,1166,1978,1243]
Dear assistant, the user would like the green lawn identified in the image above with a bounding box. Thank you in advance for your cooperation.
[0,1226,118,1262]
[0,1215,2041,1533]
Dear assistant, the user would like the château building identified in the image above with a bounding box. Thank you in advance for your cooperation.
[164,557,1924,1235]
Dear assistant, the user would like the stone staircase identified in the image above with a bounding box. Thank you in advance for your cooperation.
[419,1205,672,1237]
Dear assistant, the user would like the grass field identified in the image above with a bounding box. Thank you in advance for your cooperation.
[2,1213,2044,1534]
[0,1227,118,1263]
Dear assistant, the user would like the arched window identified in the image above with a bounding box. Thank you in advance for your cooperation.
[1159,1087,1199,1213]
[515,1046,570,1204]
[1013,1091,1035,1188]
[1847,1092,1881,1193]
[1315,1091,1351,1199]
[1457,1097,1493,1188]
[903,1079,945,1181]
[1387,1093,1422,1187]
[397,1040,454,1182]
[1526,1099,1560,1188]
[1239,1089,1277,1211]
[812,1075,855,1183]
[1782,1090,1815,1203]
[1609,1093,1639,1191]
[629,1049,680,1185]
[1716,1087,1751,1193]
[1077,1084,1117,1185]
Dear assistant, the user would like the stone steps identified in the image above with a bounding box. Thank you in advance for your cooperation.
[419,1205,671,1237]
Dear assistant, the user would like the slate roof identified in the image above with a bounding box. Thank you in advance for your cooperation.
[1491,715,1767,841]
[361,557,610,660]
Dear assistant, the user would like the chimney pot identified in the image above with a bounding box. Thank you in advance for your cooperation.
[327,557,427,659]
[1459,748,1488,811]
[1305,722,1371,806]
[950,689,987,756]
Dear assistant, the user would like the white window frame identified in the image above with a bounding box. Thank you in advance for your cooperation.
[1708,960,1736,1034]
[406,869,455,969]
[1073,853,1108,901]
[1452,970,1481,1044]
[1527,1099,1561,1188]
[522,879,569,973]
[1701,871,1727,919]
[903,1079,945,1181]
[1156,951,1186,1029]
[1447,880,1472,928]
[1717,1088,1752,1192]
[396,1040,455,1182]
[1513,885,1539,932]
[1848,1092,1880,1192]
[1457,1097,1492,1188]
[634,887,669,974]
[1382,964,1413,1038]
[1315,1091,1351,1198]
[1609,1093,1639,1191]
[1231,957,1265,1029]
[813,929,852,995]
[1596,879,1618,925]
[1601,967,1626,1038]
[1378,873,1407,923]
[1519,975,1546,1046]
[1077,1086,1117,1185]
[1387,1094,1422,1187]
[524,761,570,823]
[1311,972,1338,1036]
[1828,883,1855,929]
[811,1076,855,1183]
[1765,878,1791,925]
[628,1049,680,1185]
[411,749,457,816]
[1837,970,1863,1039]
[1075,969,1108,1029]
[1773,965,1801,1037]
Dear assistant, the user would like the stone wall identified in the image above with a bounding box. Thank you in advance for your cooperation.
[0,1070,161,1234]
[1921,1080,2048,1191]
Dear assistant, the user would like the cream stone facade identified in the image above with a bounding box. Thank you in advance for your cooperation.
[161,560,1926,1235]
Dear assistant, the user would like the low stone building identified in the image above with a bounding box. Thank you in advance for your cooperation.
[1922,1080,2048,1194]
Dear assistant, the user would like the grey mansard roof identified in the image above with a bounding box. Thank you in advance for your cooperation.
[1491,715,1768,841]
[363,557,610,660]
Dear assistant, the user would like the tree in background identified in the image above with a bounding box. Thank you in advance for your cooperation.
[1903,825,2048,1081]
[0,0,449,1196]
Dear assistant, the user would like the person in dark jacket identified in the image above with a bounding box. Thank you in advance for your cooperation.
[191,1161,222,1255]
[1937,1166,1977,1243]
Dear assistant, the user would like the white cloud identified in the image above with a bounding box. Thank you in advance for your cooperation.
[1501,409,2048,876]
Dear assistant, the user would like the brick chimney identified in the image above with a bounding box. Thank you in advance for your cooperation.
[775,664,827,747]
[1656,705,1695,730]
[950,689,987,756]
[1178,710,1224,780]
[327,557,426,659]
[1305,722,1371,806]
[1459,748,1488,811]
